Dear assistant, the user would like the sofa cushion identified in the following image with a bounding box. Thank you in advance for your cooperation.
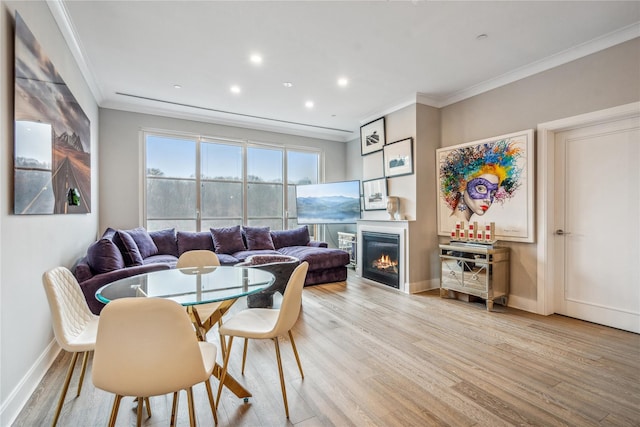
[87,236,125,273]
[114,230,144,266]
[211,225,246,254]
[215,253,241,265]
[177,231,214,255]
[231,249,281,263]
[127,227,158,258]
[143,254,178,267]
[277,246,349,271]
[149,228,179,257]
[243,226,275,250]
[270,226,310,249]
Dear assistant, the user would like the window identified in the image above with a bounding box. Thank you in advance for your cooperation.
[144,131,320,232]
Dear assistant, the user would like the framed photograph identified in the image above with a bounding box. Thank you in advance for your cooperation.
[435,129,534,243]
[360,117,385,156]
[362,178,388,211]
[383,138,413,178]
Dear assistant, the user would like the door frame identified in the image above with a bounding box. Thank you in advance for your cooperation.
[536,102,640,315]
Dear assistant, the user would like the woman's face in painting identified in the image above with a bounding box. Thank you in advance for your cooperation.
[462,174,499,216]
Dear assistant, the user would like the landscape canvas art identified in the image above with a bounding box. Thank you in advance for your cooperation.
[14,12,91,214]
[436,129,534,242]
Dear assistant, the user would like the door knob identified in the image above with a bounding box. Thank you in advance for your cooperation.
[555,229,571,235]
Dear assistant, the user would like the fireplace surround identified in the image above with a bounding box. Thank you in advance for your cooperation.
[357,220,408,292]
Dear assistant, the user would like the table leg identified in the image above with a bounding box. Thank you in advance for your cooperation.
[187,299,252,399]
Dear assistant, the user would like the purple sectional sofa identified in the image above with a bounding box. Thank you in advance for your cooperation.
[73,225,349,314]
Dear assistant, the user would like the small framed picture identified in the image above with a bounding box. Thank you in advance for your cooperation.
[362,178,388,211]
[384,137,414,177]
[360,117,385,156]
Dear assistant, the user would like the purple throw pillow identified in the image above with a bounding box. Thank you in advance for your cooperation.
[211,225,246,254]
[270,226,310,249]
[114,230,144,266]
[243,226,275,251]
[149,228,179,257]
[87,238,125,273]
[177,231,214,255]
[126,227,158,259]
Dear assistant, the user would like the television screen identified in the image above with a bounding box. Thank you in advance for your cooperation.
[295,180,361,224]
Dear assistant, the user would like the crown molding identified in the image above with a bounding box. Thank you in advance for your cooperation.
[47,0,104,104]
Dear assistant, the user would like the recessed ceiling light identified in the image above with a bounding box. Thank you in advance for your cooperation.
[283,82,293,88]
[250,54,263,65]
[173,84,182,89]
[337,77,349,87]
[230,85,241,94]
[476,33,488,40]
[305,101,314,109]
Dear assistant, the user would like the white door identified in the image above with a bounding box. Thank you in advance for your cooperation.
[554,117,640,333]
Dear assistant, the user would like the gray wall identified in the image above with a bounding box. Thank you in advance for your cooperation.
[1,3,99,424]
[440,37,640,303]
[98,108,350,232]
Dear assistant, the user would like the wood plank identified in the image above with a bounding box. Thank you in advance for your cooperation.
[13,270,640,426]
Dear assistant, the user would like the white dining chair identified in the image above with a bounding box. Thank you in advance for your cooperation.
[215,261,309,418]
[42,266,100,427]
[92,297,218,426]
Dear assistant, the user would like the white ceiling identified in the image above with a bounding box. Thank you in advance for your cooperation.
[49,1,640,142]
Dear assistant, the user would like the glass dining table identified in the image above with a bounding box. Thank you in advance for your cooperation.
[95,265,275,400]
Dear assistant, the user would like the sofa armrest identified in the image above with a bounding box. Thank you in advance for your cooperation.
[72,256,94,283]
[79,263,171,315]
[308,240,328,248]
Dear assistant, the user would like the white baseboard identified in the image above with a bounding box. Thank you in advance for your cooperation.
[1,340,61,426]
[506,294,538,314]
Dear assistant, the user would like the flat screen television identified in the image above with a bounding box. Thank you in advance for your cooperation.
[295,180,361,224]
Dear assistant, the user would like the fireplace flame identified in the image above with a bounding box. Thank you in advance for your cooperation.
[372,253,398,273]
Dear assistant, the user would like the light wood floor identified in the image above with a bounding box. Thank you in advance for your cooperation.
[14,270,640,426]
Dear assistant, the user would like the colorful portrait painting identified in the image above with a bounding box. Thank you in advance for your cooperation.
[436,130,534,242]
[14,12,91,214]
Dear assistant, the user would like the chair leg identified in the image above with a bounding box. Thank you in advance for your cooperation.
[51,351,79,427]
[273,338,290,419]
[288,330,304,379]
[170,391,179,426]
[144,397,152,418]
[215,335,234,407]
[108,395,122,427]
[241,337,249,374]
[76,351,90,396]
[204,377,218,425]
[136,396,143,427]
[187,387,196,427]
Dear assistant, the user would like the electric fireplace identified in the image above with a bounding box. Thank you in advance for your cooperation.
[361,231,400,288]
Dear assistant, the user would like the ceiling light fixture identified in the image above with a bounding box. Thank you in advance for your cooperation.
[230,85,241,94]
[250,54,263,64]
[337,77,349,87]
[173,84,182,89]
[305,101,314,109]
[476,33,488,40]
[283,82,293,88]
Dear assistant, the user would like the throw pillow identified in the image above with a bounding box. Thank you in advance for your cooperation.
[149,228,179,257]
[87,237,125,273]
[177,231,214,255]
[270,225,310,249]
[126,227,159,259]
[210,225,246,254]
[243,226,275,251]
[114,230,144,266]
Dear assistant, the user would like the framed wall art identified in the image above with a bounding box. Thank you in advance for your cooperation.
[14,12,91,215]
[435,129,534,242]
[383,137,413,178]
[360,117,385,156]
[362,178,388,211]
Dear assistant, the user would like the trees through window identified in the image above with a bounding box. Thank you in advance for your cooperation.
[145,132,320,232]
